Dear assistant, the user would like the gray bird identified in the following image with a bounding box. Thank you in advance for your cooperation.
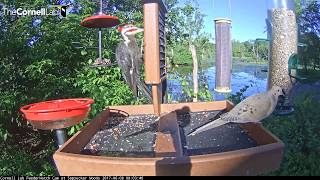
[188,86,285,136]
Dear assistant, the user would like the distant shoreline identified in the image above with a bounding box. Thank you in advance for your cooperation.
[169,58,267,68]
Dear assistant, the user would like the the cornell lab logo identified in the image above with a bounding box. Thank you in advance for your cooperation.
[1,4,70,17]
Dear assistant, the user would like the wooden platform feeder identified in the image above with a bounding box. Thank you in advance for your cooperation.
[53,0,284,176]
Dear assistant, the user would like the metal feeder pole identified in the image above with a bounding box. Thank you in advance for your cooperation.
[98,0,103,60]
[55,129,67,148]
[98,28,102,60]
[99,0,103,61]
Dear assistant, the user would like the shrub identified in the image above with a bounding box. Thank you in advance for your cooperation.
[264,93,320,175]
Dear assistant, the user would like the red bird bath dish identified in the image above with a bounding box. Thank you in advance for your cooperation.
[20,98,94,147]
[20,98,94,130]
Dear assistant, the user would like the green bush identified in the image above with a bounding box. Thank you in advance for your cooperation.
[228,86,320,175]
[0,143,55,176]
[0,0,144,175]
[264,94,320,176]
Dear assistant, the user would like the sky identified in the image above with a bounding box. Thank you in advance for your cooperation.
[179,0,269,42]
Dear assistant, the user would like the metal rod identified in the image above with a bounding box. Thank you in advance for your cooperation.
[100,0,103,13]
[228,0,232,18]
[55,129,67,148]
[99,28,102,60]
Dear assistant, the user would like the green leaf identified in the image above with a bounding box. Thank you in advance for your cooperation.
[81,50,87,56]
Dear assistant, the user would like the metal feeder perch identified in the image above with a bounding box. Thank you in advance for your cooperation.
[80,0,120,67]
[51,0,284,176]
[20,98,94,147]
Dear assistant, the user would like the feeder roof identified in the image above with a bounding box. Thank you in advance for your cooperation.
[80,14,120,28]
[214,18,232,24]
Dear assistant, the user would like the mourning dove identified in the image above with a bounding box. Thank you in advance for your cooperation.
[188,86,285,136]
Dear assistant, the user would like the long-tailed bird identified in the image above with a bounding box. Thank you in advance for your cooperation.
[188,86,285,136]
[116,24,152,101]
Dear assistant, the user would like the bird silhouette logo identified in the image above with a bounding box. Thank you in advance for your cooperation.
[49,4,71,17]
[60,6,68,17]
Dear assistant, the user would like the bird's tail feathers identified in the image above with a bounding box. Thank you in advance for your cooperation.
[136,79,152,102]
[188,118,228,136]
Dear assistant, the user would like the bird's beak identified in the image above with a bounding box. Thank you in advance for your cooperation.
[125,27,144,36]
[134,27,144,34]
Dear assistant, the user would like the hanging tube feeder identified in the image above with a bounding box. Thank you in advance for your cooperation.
[214,18,232,93]
[267,0,297,94]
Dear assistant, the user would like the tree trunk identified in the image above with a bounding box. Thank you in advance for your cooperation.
[190,44,198,102]
[304,60,308,74]
[171,48,174,66]
[240,45,244,58]
[252,44,258,62]
[202,48,205,61]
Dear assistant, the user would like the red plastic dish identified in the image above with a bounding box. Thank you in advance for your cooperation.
[20,98,94,130]
[80,14,120,28]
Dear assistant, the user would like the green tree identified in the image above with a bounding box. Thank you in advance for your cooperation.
[0,0,144,175]
[296,1,320,71]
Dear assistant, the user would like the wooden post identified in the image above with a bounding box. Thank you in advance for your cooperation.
[143,0,167,116]
[151,85,161,116]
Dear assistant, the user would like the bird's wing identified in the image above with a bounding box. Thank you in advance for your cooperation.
[188,118,227,136]
[223,93,273,123]
[188,93,276,137]
[116,42,133,87]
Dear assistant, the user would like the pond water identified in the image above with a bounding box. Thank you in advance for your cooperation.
[167,62,269,102]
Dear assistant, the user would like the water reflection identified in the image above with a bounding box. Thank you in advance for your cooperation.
[167,63,268,102]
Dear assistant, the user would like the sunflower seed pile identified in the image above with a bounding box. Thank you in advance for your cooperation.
[83,114,158,157]
[83,110,258,157]
[179,111,257,156]
[268,8,298,93]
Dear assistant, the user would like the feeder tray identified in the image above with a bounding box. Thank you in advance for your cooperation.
[274,105,295,116]
[89,58,117,68]
[53,101,284,176]
[80,14,120,28]
[20,98,94,130]
[90,63,117,68]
